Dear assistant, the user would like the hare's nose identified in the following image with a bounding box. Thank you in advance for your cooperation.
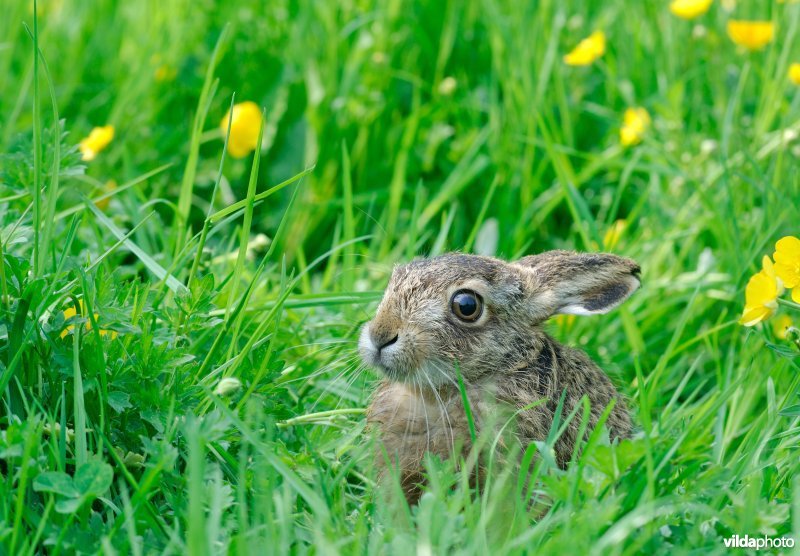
[371,328,399,353]
[377,334,398,352]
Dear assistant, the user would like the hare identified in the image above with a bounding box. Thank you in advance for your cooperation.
[359,250,640,503]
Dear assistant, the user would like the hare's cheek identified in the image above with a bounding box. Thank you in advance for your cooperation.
[382,336,424,376]
[404,327,435,361]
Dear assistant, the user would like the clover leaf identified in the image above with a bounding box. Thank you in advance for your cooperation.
[34,460,113,514]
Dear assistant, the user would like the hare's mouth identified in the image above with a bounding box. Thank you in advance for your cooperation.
[359,324,410,376]
[366,349,417,382]
[372,356,456,390]
[380,361,458,392]
[359,322,454,386]
[374,362,410,381]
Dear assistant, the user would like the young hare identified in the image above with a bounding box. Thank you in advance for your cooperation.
[359,250,640,503]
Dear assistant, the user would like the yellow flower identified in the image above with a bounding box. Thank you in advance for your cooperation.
[789,64,800,85]
[220,101,263,159]
[78,125,114,161]
[773,235,800,303]
[563,31,606,66]
[772,314,793,340]
[726,20,775,51]
[603,219,627,250]
[739,256,782,326]
[61,302,118,340]
[670,0,713,20]
[620,107,651,147]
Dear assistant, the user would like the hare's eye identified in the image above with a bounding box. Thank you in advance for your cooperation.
[450,290,483,322]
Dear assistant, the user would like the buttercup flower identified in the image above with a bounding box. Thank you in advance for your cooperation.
[789,63,800,85]
[603,219,627,250]
[670,0,713,20]
[726,21,775,51]
[773,235,800,303]
[61,301,118,339]
[772,314,793,340]
[563,31,606,66]
[620,108,650,147]
[739,256,782,326]
[78,125,114,161]
[220,101,263,159]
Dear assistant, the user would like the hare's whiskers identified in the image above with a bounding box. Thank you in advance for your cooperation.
[332,363,369,412]
[423,370,456,456]
[416,374,432,453]
[285,351,355,388]
[304,356,363,412]
[428,361,460,391]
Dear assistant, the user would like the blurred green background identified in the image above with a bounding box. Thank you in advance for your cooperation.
[5,0,788,261]
[1,0,799,553]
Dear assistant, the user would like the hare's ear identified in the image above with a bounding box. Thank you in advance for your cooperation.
[513,250,641,317]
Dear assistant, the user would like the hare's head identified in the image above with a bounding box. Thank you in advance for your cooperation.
[359,251,640,386]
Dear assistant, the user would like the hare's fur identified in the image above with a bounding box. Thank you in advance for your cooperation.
[360,251,640,503]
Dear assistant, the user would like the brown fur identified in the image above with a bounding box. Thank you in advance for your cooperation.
[359,251,640,503]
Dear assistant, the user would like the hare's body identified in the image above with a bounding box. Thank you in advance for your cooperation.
[368,336,631,501]
[360,251,639,503]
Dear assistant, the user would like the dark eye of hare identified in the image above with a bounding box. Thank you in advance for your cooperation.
[450,290,483,322]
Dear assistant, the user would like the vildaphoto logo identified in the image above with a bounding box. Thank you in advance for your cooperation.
[723,534,795,550]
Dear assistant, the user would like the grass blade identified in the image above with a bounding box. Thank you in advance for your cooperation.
[173,25,230,257]
[85,198,187,294]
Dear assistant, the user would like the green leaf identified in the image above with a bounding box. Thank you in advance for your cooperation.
[73,460,113,497]
[55,497,83,514]
[766,342,800,359]
[33,471,78,498]
[107,391,132,413]
[779,404,800,417]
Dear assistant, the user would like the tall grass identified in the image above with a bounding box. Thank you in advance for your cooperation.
[0,0,799,554]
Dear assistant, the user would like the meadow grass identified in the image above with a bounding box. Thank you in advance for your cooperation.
[1,0,800,553]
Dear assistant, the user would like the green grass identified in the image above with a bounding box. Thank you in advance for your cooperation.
[1,0,800,553]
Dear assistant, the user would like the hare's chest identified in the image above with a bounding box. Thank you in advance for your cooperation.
[367,382,494,460]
